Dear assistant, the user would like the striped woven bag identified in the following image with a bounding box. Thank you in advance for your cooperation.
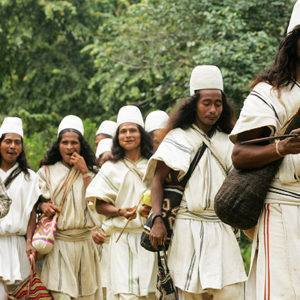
[9,255,53,299]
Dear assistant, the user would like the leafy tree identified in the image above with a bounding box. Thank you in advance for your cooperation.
[86,0,294,117]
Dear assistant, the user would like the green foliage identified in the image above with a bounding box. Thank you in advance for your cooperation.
[0,0,296,265]
[86,0,294,116]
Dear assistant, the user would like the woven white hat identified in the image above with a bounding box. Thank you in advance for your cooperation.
[145,110,169,132]
[58,115,84,136]
[287,0,300,33]
[189,65,223,96]
[96,120,117,137]
[95,138,113,158]
[117,105,144,128]
[0,117,23,138]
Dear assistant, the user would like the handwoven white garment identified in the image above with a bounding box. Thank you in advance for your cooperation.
[0,164,40,284]
[246,203,300,300]
[230,82,300,203]
[37,162,101,298]
[145,126,247,293]
[231,82,300,299]
[86,159,157,297]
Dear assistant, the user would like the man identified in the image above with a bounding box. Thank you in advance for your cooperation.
[0,117,40,299]
[230,2,300,298]
[145,66,246,299]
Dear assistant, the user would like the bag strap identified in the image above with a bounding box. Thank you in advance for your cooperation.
[122,159,144,181]
[180,141,208,187]
[4,167,22,189]
[44,166,80,213]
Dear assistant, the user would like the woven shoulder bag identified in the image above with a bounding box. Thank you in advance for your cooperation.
[214,109,300,229]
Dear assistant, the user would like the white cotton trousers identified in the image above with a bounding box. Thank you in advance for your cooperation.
[246,203,300,300]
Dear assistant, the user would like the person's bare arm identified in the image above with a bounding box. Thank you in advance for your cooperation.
[149,161,171,249]
[96,200,136,219]
[26,204,38,258]
[232,127,300,169]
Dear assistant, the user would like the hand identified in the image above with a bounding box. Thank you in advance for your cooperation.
[98,151,113,167]
[40,201,60,218]
[26,240,37,260]
[70,152,89,174]
[149,217,167,250]
[118,207,137,220]
[138,204,151,218]
[92,229,106,245]
[277,129,300,155]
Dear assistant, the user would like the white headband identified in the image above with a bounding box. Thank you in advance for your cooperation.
[58,115,84,136]
[287,0,300,34]
[96,120,117,137]
[95,138,113,158]
[0,117,23,138]
[145,110,169,132]
[117,105,144,128]
[189,65,224,96]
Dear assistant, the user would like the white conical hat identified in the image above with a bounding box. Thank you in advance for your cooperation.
[0,117,23,138]
[145,110,169,132]
[58,115,84,136]
[95,138,113,158]
[287,0,300,34]
[189,65,223,96]
[96,120,117,137]
[117,105,144,128]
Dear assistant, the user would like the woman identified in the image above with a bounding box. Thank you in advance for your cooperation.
[0,117,40,298]
[86,105,157,299]
[35,115,101,299]
[230,3,300,298]
[145,65,247,299]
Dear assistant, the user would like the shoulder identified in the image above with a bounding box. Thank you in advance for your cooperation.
[100,159,126,175]
[162,128,193,154]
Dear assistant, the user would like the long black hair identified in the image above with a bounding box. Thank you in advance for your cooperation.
[0,134,30,177]
[40,129,96,172]
[111,125,153,161]
[167,91,235,134]
[252,25,300,89]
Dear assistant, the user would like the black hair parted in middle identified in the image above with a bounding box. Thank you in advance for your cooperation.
[167,91,235,134]
[111,125,153,161]
[40,129,96,172]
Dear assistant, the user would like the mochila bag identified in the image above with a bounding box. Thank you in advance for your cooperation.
[32,167,80,255]
[140,142,208,252]
[0,167,22,219]
[9,254,53,299]
[156,250,177,300]
[214,107,300,230]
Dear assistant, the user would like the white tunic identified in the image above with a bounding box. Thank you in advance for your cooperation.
[86,158,157,297]
[38,162,101,298]
[230,82,300,299]
[145,125,247,293]
[0,164,40,284]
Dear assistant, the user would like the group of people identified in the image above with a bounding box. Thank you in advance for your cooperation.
[0,1,300,299]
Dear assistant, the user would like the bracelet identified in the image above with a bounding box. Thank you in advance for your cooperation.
[151,213,163,226]
[117,208,123,217]
[275,140,285,157]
